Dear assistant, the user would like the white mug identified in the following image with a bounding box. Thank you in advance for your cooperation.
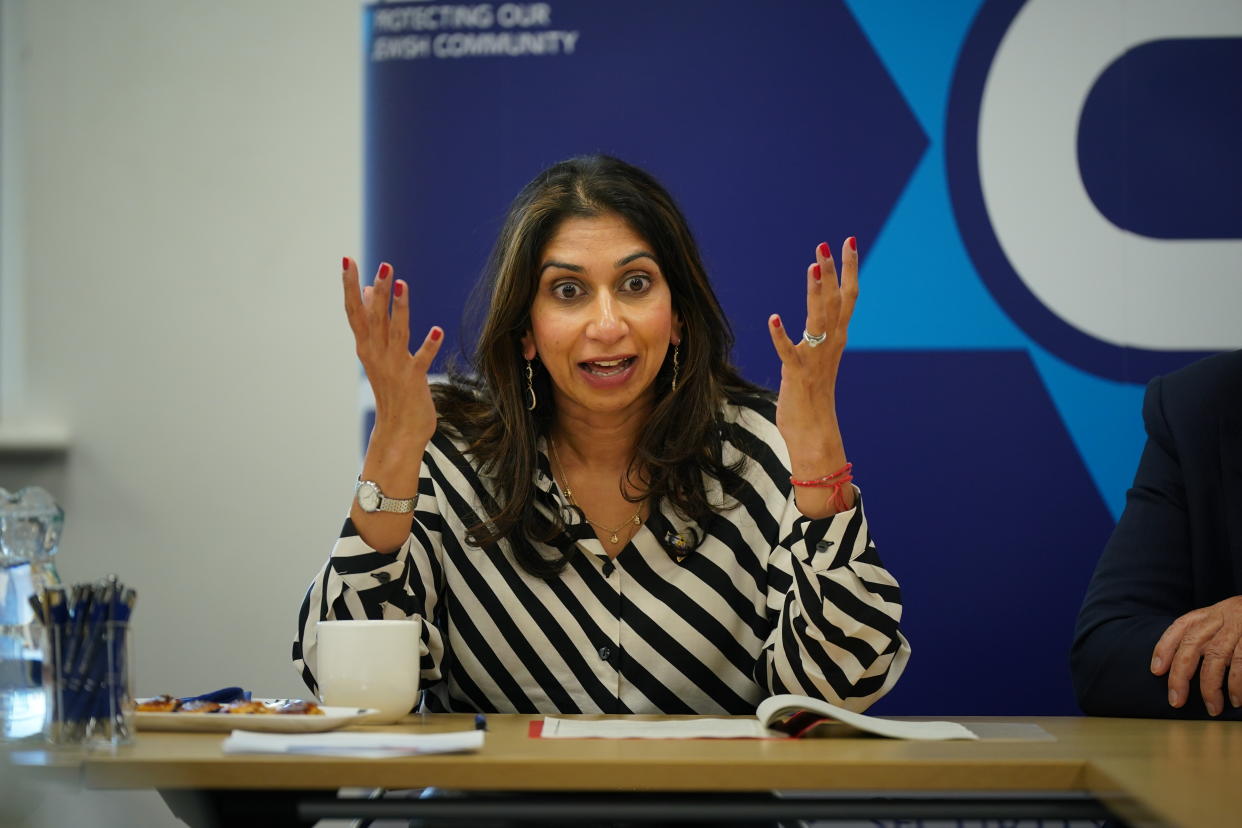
[316,618,422,724]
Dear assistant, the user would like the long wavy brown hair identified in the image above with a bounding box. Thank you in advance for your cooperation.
[435,155,764,577]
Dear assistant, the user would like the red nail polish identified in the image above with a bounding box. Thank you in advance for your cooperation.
[430,327,442,342]
[378,263,391,280]
[773,317,782,329]
[342,257,350,271]
[393,281,404,298]
[818,243,831,259]
[812,264,822,282]
[848,237,857,252]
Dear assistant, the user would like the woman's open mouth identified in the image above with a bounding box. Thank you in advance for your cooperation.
[577,356,638,388]
[580,356,635,377]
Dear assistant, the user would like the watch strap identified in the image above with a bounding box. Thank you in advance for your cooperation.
[355,478,416,514]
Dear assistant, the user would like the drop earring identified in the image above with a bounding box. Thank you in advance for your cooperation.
[525,359,537,410]
[671,343,680,392]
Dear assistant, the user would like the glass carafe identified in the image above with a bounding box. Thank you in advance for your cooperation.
[0,486,63,741]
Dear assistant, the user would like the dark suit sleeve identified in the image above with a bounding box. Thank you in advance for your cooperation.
[1070,375,1240,719]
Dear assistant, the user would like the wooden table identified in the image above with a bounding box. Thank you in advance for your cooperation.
[9,714,1242,826]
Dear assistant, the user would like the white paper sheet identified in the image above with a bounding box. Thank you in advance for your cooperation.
[541,712,978,741]
[222,728,484,757]
[540,717,769,739]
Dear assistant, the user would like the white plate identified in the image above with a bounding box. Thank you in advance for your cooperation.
[135,699,378,733]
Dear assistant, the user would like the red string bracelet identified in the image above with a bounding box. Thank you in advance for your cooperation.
[790,463,854,512]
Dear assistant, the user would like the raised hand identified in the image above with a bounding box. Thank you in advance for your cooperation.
[342,258,444,549]
[766,238,859,518]
[342,257,444,447]
[1151,595,1242,716]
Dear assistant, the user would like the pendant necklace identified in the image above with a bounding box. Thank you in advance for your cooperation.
[549,438,642,544]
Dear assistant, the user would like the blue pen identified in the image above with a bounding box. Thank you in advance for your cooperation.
[67,582,113,728]
[64,585,91,671]
[90,579,126,727]
[43,587,69,734]
[91,583,125,730]
[102,588,136,738]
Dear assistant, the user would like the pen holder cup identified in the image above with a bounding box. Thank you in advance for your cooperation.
[43,621,134,747]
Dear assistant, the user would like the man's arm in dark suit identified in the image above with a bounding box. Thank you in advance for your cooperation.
[1070,374,1239,719]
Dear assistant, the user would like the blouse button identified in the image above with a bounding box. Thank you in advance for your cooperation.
[598,645,613,661]
[602,561,615,577]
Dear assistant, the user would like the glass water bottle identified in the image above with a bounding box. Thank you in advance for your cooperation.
[0,487,63,741]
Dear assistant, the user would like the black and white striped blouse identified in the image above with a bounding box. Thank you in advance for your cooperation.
[293,397,909,715]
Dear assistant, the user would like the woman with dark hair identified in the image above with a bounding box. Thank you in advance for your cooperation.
[294,155,909,715]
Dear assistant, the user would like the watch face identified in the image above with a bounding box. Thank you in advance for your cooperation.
[358,481,380,511]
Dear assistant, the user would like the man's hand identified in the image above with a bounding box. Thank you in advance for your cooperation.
[1151,596,1242,716]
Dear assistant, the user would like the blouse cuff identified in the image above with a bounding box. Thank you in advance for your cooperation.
[780,486,865,573]
[328,531,412,592]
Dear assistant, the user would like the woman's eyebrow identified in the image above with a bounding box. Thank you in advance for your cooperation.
[539,260,583,275]
[539,251,656,275]
[617,251,656,267]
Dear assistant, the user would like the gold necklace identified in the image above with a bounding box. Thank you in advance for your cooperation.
[549,438,642,544]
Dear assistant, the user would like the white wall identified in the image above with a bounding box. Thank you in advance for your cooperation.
[2,1,364,824]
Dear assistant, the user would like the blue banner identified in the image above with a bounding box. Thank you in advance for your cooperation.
[363,0,1242,714]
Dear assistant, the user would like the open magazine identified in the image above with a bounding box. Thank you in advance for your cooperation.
[757,693,977,740]
[539,694,978,741]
